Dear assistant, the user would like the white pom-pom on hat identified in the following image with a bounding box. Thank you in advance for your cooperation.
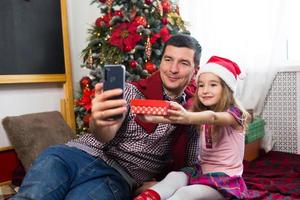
[196,56,244,93]
[238,70,246,80]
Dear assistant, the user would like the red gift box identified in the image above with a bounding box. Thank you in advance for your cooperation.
[130,99,170,116]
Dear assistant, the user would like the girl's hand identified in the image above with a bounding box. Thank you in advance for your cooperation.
[166,102,191,124]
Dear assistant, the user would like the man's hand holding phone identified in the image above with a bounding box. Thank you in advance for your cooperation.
[91,65,126,125]
[103,64,126,120]
[89,64,127,142]
[90,82,127,142]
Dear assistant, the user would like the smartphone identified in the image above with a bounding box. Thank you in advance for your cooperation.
[103,64,125,119]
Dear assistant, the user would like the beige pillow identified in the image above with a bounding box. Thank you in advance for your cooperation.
[2,111,76,171]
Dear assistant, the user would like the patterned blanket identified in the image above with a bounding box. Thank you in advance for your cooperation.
[243,151,300,200]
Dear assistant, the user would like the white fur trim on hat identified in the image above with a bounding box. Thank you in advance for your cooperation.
[196,63,237,92]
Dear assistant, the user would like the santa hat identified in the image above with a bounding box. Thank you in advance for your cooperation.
[196,56,243,93]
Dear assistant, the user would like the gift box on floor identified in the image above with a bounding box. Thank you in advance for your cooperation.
[245,117,266,144]
[130,99,170,116]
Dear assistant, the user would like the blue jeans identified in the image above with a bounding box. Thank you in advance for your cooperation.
[11,145,131,200]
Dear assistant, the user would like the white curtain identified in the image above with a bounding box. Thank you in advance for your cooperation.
[179,0,288,116]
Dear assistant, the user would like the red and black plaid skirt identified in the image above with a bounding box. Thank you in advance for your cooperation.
[182,166,248,199]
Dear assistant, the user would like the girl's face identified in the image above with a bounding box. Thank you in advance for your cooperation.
[197,72,223,107]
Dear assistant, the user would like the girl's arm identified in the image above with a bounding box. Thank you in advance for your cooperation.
[186,110,240,127]
[138,102,241,129]
[168,102,241,128]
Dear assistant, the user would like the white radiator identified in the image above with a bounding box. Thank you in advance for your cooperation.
[261,71,300,154]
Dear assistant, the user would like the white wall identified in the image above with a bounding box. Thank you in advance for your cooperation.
[0,84,64,147]
[66,0,99,95]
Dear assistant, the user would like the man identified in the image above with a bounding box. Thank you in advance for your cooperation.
[12,34,202,200]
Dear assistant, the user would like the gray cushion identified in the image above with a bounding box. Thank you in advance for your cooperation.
[2,111,76,171]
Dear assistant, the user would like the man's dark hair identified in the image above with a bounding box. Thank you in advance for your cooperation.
[161,34,202,66]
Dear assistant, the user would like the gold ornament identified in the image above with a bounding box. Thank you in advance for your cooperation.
[145,36,152,60]
[87,49,93,68]
[167,12,186,31]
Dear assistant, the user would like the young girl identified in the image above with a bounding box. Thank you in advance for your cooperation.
[134,56,249,200]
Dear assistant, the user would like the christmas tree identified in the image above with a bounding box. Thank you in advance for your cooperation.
[75,0,188,135]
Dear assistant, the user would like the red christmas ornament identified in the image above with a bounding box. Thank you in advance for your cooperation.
[134,16,147,27]
[114,10,123,17]
[161,17,168,25]
[161,0,172,13]
[80,76,92,89]
[95,14,111,27]
[150,33,160,44]
[124,45,133,52]
[129,60,138,69]
[160,26,170,42]
[144,0,153,5]
[99,0,106,3]
[144,61,156,74]
[83,113,91,126]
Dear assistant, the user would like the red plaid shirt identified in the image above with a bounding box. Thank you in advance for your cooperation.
[67,83,199,186]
